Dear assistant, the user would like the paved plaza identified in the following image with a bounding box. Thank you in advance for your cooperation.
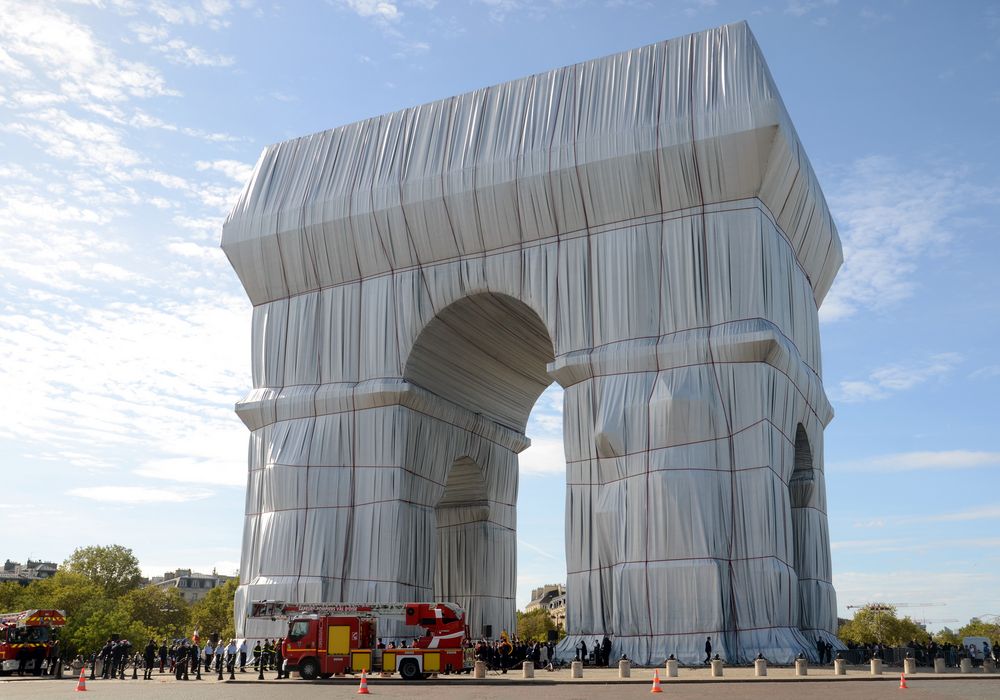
[4,667,998,699]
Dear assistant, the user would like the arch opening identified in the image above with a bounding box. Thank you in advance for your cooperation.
[407,292,558,638]
[404,292,555,433]
[789,423,816,630]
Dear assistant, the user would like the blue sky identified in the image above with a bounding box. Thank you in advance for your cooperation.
[1,0,998,630]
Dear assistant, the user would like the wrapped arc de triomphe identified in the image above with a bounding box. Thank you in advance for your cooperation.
[222,21,842,664]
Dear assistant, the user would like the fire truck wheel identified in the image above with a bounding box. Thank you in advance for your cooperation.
[398,658,421,681]
[298,658,319,680]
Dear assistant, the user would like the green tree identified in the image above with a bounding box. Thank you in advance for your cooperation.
[958,617,1000,641]
[0,580,29,612]
[934,627,961,646]
[838,603,930,646]
[516,608,556,642]
[190,578,239,642]
[64,545,142,598]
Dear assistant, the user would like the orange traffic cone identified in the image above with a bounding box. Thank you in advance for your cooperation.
[650,668,663,693]
[75,668,87,692]
[899,673,908,690]
[357,668,371,694]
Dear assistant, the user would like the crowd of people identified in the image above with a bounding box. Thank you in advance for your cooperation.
[70,636,297,681]
[472,635,562,672]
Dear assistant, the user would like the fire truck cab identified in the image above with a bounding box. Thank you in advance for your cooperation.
[0,610,66,675]
[252,601,472,681]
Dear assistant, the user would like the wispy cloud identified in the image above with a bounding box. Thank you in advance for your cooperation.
[834,450,1000,473]
[0,2,175,102]
[519,436,566,476]
[834,352,961,402]
[517,539,558,560]
[335,0,402,24]
[821,157,993,322]
[853,505,1000,529]
[67,486,215,504]
[785,0,839,18]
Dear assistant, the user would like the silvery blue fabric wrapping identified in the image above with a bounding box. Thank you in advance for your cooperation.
[222,21,842,665]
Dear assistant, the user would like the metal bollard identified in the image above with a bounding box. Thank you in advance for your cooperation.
[834,658,846,675]
[666,655,679,678]
[618,659,630,678]
[904,657,916,675]
[795,656,808,676]
[522,661,534,678]
[933,656,945,673]
[571,660,583,678]
[870,658,882,675]
[710,657,723,677]
[473,661,486,679]
[754,657,767,677]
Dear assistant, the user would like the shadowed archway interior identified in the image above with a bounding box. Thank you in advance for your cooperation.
[404,292,555,433]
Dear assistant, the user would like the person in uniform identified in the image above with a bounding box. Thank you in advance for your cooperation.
[143,639,156,680]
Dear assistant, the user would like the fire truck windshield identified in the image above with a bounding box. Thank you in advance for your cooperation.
[7,626,52,643]
[288,620,310,640]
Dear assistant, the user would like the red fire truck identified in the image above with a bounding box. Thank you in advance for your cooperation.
[251,600,473,680]
[0,609,66,675]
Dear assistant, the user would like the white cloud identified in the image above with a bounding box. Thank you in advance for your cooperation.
[517,538,558,560]
[196,159,254,184]
[519,436,565,476]
[67,486,214,503]
[0,2,175,103]
[821,157,985,322]
[154,37,235,67]
[337,0,402,23]
[784,0,838,18]
[149,0,233,28]
[853,505,1000,528]
[834,450,1000,473]
[834,352,961,402]
[970,364,1000,380]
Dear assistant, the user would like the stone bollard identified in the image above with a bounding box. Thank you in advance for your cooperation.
[834,658,847,675]
[795,657,808,676]
[522,661,534,678]
[618,659,630,678]
[870,658,882,675]
[754,657,767,677]
[473,661,486,679]
[904,657,916,675]
[666,656,679,678]
[571,661,583,678]
[983,658,995,673]
[933,657,945,673]
[710,657,723,677]
[960,658,972,673]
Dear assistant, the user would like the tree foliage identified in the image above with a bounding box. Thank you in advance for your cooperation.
[64,545,143,598]
[516,607,557,642]
[190,577,238,642]
[958,617,1000,641]
[837,603,930,646]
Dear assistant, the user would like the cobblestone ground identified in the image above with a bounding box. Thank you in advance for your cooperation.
[3,667,998,700]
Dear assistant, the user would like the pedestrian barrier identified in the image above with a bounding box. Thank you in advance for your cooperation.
[754,656,767,677]
[710,656,723,677]
[794,655,807,676]
[665,655,678,677]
